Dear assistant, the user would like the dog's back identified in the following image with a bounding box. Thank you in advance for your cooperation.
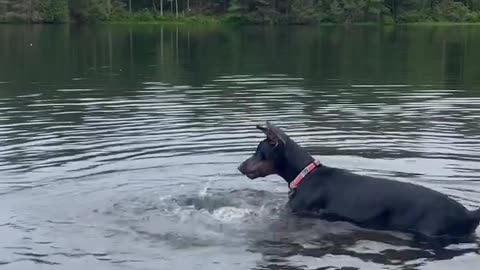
[294,166,479,236]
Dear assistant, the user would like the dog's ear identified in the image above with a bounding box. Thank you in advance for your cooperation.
[256,124,267,133]
[263,121,287,146]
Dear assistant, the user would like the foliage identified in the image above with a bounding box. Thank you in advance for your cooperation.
[68,0,109,22]
[466,11,480,21]
[438,1,470,22]
[1,0,480,24]
[126,9,156,22]
[397,9,436,23]
[290,0,324,24]
[41,0,69,23]
[0,0,42,23]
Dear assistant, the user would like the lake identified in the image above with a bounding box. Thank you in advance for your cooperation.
[0,24,479,269]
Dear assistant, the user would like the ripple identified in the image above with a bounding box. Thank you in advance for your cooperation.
[57,88,96,92]
[1,74,480,270]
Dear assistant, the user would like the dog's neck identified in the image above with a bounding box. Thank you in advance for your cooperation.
[276,140,315,184]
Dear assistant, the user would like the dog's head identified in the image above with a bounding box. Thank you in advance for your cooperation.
[238,121,289,179]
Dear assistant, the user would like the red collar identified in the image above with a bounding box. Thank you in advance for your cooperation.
[289,160,321,190]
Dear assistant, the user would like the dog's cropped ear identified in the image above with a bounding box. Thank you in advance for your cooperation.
[260,121,286,146]
[256,124,267,133]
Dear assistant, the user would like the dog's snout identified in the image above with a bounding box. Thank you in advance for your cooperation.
[238,158,254,175]
[238,161,247,173]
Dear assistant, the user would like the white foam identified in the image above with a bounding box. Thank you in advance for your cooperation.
[211,207,254,223]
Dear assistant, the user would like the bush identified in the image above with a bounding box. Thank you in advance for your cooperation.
[130,9,156,21]
[397,9,435,23]
[86,0,109,21]
[2,12,30,23]
[466,11,480,22]
[222,14,252,24]
[328,0,345,23]
[41,0,69,23]
[109,0,128,20]
[382,15,395,24]
[68,0,108,22]
[289,0,323,24]
[438,1,470,22]
[183,15,220,24]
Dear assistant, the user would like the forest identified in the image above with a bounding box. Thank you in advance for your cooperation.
[1,0,480,24]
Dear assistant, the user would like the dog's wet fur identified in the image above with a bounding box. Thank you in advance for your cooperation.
[238,122,480,238]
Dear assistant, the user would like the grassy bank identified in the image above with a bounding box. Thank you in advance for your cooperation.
[3,14,480,26]
[107,14,223,25]
[106,15,480,27]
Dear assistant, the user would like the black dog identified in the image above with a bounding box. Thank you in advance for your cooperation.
[238,122,480,237]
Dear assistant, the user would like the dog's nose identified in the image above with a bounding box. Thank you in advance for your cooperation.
[238,163,245,174]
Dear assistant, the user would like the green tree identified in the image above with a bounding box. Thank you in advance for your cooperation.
[1,0,41,22]
[41,0,68,23]
[1,0,480,24]
[438,0,470,21]
[68,0,109,22]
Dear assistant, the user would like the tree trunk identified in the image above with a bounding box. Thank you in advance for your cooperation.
[0,0,6,16]
[29,0,33,22]
[466,0,473,9]
[175,0,178,17]
[392,0,397,20]
[187,0,190,12]
[128,0,132,13]
[160,0,163,16]
[152,0,157,11]
[107,0,111,16]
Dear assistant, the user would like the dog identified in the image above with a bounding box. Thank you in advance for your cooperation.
[238,121,480,237]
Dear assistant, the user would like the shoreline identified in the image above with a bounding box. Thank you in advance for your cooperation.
[2,16,480,27]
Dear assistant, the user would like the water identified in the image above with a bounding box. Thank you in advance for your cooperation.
[0,24,479,269]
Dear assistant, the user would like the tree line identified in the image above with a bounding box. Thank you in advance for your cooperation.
[1,0,480,24]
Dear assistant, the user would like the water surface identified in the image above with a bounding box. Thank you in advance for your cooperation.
[0,25,479,269]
